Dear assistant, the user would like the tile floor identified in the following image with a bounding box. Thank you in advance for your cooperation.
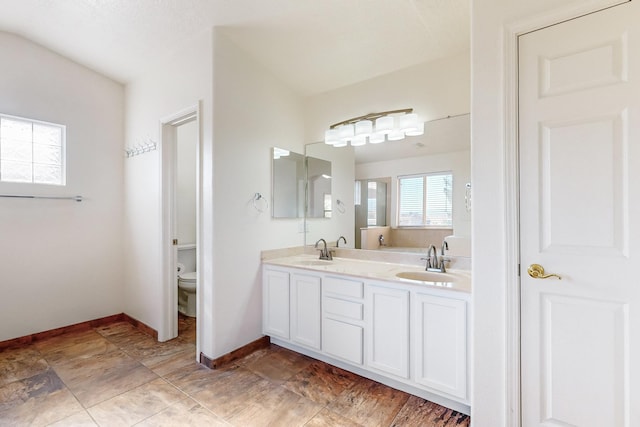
[0,316,470,426]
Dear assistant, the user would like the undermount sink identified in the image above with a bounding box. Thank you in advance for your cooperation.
[395,271,459,283]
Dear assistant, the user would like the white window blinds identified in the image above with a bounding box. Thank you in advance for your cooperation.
[398,172,452,227]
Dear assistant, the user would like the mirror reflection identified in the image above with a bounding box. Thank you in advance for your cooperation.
[305,113,470,254]
[306,156,332,218]
[272,147,305,218]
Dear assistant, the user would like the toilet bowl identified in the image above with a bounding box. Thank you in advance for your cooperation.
[178,271,197,317]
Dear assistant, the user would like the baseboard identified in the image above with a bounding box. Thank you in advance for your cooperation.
[0,312,158,351]
[200,336,270,369]
[122,313,158,340]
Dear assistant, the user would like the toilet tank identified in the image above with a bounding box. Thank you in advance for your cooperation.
[177,244,196,272]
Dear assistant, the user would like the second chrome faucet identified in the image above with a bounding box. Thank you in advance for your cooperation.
[424,240,449,272]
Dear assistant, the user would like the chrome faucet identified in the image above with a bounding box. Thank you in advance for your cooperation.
[424,244,447,272]
[337,236,347,248]
[441,240,449,255]
[426,245,438,270]
[315,238,333,260]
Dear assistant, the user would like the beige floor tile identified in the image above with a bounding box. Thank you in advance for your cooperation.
[245,346,313,384]
[38,331,119,366]
[390,395,470,427]
[283,361,361,405]
[163,362,238,395]
[53,349,158,408]
[136,398,230,427]
[0,369,83,426]
[227,383,323,427]
[0,346,49,387]
[47,410,98,426]
[305,408,364,427]
[327,377,410,427]
[144,345,198,377]
[87,378,186,426]
[186,367,271,419]
[133,339,195,367]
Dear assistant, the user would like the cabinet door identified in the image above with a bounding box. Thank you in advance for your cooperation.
[322,318,363,365]
[366,284,410,378]
[413,293,467,400]
[262,268,290,339]
[290,273,321,349]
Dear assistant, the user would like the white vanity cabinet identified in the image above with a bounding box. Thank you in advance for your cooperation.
[322,276,365,365]
[262,266,322,350]
[290,273,321,350]
[262,260,471,415]
[262,268,290,340]
[413,292,468,400]
[365,283,410,379]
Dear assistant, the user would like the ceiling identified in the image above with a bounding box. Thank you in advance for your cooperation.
[0,0,470,96]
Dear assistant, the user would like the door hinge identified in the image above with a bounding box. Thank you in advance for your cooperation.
[172,239,178,246]
[517,263,521,277]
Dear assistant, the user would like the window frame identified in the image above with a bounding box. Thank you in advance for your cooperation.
[0,113,67,186]
[396,171,453,228]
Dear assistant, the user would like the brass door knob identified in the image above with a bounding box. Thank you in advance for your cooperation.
[527,264,562,280]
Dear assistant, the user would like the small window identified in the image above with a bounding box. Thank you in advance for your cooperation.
[398,172,452,227]
[0,114,66,185]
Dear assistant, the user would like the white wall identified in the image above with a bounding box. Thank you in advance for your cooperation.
[176,120,197,245]
[303,51,469,144]
[211,31,305,357]
[124,30,213,349]
[0,32,124,341]
[471,1,624,425]
[356,150,471,237]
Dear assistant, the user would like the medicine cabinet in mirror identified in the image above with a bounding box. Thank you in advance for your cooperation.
[271,148,305,218]
[271,147,332,219]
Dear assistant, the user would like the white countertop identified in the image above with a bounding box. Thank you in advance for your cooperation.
[263,254,471,294]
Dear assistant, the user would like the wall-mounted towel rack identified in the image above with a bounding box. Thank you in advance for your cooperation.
[0,194,83,202]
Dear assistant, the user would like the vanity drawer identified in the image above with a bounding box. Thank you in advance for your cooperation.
[323,297,363,321]
[322,318,363,365]
[323,276,364,299]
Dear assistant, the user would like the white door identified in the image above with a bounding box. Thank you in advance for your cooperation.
[519,2,639,426]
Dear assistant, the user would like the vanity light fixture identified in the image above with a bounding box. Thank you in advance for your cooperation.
[324,108,424,146]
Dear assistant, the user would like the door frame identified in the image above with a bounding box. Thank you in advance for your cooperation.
[159,103,201,343]
[502,1,629,425]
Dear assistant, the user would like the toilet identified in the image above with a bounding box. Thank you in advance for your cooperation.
[178,271,197,317]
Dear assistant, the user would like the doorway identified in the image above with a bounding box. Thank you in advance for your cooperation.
[354,177,390,249]
[160,105,201,347]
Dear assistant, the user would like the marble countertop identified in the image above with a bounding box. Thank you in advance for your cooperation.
[263,254,471,294]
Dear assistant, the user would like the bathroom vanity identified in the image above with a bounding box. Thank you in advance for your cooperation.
[262,254,471,415]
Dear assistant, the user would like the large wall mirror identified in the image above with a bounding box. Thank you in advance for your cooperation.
[304,114,470,254]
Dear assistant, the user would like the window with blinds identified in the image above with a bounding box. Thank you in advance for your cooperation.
[0,114,66,185]
[398,172,452,227]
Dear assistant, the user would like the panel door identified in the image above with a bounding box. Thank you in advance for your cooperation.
[365,284,410,379]
[413,293,467,400]
[290,273,321,349]
[262,268,290,340]
[519,2,640,425]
